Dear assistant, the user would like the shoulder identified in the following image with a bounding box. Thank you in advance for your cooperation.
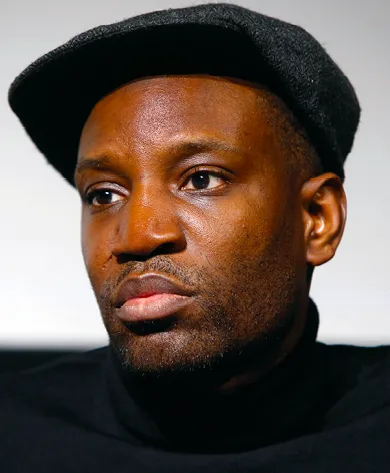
[323,342,390,363]
[318,343,390,428]
[0,346,109,394]
[0,347,110,429]
[321,342,390,383]
[0,347,131,471]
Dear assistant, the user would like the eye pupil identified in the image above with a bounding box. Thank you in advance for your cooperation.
[94,190,113,205]
[191,172,210,189]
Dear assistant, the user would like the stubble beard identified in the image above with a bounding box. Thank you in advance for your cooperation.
[94,235,301,385]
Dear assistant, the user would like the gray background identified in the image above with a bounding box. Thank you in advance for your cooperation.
[1,0,389,348]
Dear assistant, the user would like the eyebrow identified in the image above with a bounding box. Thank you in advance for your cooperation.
[74,137,242,180]
[169,138,241,156]
[75,155,114,175]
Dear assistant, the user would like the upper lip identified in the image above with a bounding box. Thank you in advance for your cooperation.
[114,273,193,308]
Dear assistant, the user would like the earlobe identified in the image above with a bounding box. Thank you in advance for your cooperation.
[301,173,347,267]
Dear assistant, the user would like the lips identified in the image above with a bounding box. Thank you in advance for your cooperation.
[113,274,194,324]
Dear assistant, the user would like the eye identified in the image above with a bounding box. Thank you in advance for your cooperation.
[86,189,124,206]
[183,171,226,191]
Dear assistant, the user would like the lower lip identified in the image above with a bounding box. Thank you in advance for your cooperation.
[116,293,192,323]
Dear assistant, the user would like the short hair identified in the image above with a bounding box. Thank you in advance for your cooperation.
[257,88,324,185]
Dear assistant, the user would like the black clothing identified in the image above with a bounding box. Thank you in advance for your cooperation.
[1,303,390,472]
[8,2,359,185]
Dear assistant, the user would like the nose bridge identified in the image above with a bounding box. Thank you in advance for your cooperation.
[114,180,184,256]
[130,181,166,232]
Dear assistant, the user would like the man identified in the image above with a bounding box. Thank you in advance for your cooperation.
[1,3,389,472]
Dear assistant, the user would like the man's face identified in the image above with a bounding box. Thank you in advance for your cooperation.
[76,76,308,380]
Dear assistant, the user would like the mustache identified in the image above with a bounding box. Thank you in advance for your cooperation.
[101,257,200,303]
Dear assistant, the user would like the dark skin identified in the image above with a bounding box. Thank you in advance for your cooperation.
[75,75,346,395]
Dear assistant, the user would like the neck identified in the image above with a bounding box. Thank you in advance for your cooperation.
[218,296,310,394]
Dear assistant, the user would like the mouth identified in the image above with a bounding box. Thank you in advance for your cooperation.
[114,273,194,324]
[117,292,192,323]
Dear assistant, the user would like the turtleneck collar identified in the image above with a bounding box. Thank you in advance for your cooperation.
[104,299,327,453]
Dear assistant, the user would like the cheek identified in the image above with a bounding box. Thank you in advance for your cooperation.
[81,211,117,289]
[183,192,282,264]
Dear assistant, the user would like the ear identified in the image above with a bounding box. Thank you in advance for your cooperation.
[301,173,347,267]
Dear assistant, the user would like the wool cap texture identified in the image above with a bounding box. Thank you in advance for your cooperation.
[8,3,360,185]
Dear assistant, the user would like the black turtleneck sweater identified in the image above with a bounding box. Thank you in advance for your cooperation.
[1,301,390,472]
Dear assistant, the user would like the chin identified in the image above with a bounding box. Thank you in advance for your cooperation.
[108,325,231,381]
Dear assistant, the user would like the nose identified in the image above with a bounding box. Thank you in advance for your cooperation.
[111,186,186,260]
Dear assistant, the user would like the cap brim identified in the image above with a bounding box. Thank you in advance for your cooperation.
[9,22,266,185]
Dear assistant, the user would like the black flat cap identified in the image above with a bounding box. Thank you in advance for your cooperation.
[9,2,360,185]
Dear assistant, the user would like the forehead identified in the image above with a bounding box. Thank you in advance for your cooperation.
[78,75,279,160]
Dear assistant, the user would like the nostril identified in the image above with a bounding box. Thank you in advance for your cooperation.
[114,241,185,264]
[115,253,150,264]
[156,241,181,256]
